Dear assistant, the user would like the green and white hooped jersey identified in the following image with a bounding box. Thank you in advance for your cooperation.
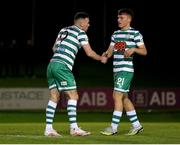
[110,27,144,73]
[51,25,89,70]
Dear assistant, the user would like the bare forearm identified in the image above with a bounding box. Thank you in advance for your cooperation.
[134,47,147,56]
[104,47,113,58]
[87,50,101,61]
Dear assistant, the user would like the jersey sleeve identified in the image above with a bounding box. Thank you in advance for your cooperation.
[77,31,89,45]
[110,32,116,47]
[134,31,144,46]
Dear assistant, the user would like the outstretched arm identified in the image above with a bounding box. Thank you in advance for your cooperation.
[100,45,114,64]
[82,43,107,63]
[102,45,114,58]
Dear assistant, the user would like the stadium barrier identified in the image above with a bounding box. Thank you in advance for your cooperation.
[0,88,179,110]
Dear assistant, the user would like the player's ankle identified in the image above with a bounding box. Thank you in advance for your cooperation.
[45,126,53,131]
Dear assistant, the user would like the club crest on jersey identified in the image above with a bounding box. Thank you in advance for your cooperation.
[61,81,67,86]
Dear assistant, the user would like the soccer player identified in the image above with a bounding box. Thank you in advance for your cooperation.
[44,12,107,137]
[100,8,147,136]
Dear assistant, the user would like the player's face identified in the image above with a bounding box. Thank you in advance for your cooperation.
[118,14,131,29]
[81,18,90,32]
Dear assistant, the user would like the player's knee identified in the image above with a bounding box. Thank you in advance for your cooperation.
[50,89,60,102]
[65,90,79,100]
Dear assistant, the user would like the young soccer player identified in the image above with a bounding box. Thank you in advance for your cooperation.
[101,8,147,136]
[45,12,107,137]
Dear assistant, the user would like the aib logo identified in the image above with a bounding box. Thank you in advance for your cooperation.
[132,90,148,107]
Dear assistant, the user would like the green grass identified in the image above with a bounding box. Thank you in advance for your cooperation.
[0,111,180,143]
[1,110,180,123]
[0,122,180,144]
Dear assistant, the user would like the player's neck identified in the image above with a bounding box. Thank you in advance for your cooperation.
[121,24,131,31]
[74,24,82,30]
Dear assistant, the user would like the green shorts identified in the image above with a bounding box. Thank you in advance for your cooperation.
[114,71,134,93]
[47,61,76,91]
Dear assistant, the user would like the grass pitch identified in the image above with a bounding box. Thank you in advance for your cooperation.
[0,111,180,144]
[0,122,180,144]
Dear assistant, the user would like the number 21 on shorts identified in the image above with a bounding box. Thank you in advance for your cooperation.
[117,77,125,87]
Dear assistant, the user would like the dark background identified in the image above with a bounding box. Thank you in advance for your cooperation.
[0,0,179,87]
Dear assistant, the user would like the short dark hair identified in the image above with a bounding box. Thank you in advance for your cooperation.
[74,12,89,21]
[118,8,134,19]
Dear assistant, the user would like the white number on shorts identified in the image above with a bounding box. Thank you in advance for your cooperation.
[117,77,125,86]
